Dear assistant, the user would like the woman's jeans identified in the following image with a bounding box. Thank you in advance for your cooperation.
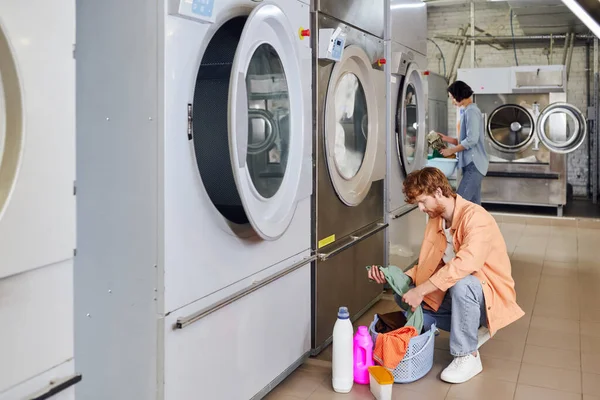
[458,163,484,205]
[395,275,487,357]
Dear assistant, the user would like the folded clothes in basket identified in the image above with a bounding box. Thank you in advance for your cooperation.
[375,311,408,334]
[373,326,419,370]
[365,265,424,333]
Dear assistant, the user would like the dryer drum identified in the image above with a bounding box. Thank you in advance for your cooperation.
[192,17,248,225]
[191,16,292,225]
[487,104,535,152]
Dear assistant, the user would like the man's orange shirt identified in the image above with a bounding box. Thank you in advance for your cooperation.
[405,195,525,336]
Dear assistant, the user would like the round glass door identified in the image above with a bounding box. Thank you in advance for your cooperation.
[0,26,23,217]
[245,43,290,199]
[396,64,426,175]
[487,104,534,152]
[402,84,418,163]
[333,72,368,180]
[537,102,587,154]
[191,3,306,240]
[324,45,380,207]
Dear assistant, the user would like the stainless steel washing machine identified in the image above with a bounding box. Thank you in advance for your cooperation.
[311,0,387,353]
[458,66,587,216]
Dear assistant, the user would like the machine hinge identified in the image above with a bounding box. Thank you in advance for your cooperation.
[72,43,76,59]
[73,181,77,195]
[73,248,77,257]
[187,104,193,140]
[588,106,596,121]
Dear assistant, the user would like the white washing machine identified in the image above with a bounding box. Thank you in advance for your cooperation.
[386,0,428,271]
[0,1,76,399]
[76,0,313,399]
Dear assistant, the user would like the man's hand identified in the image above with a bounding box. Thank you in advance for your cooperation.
[368,266,387,284]
[402,288,424,311]
[440,147,456,157]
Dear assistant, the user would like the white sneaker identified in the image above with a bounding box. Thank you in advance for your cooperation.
[477,327,490,349]
[440,351,483,384]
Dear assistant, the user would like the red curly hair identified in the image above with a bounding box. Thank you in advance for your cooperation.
[403,167,457,204]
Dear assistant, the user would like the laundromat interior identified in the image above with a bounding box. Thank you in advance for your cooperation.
[0,0,600,399]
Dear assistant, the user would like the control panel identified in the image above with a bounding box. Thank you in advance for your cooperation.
[318,28,346,62]
[173,0,216,23]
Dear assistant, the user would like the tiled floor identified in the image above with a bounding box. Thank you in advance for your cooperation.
[265,214,600,400]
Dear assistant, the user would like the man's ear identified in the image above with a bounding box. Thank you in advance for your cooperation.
[435,187,443,198]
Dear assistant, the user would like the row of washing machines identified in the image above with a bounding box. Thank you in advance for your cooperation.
[0,0,431,399]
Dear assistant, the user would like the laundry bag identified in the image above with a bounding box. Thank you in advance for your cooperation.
[368,313,437,384]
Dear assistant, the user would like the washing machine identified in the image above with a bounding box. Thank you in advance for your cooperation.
[311,0,388,353]
[0,1,76,399]
[458,65,587,216]
[76,0,313,399]
[386,0,428,273]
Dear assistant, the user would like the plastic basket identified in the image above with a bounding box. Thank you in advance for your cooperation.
[369,313,438,384]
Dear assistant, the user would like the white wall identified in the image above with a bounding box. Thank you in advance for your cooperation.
[426,2,591,196]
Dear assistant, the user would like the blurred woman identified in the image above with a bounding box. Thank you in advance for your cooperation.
[438,81,488,205]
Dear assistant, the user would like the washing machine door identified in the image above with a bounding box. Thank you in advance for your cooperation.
[536,102,587,154]
[0,29,22,220]
[487,104,535,152]
[223,3,310,241]
[396,63,427,175]
[323,45,383,207]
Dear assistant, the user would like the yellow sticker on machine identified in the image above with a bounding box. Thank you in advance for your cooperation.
[318,234,335,249]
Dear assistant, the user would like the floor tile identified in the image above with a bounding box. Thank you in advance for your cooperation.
[583,372,600,396]
[578,219,600,229]
[522,344,581,371]
[394,363,451,398]
[513,384,582,400]
[526,326,580,351]
[511,260,543,277]
[581,308,600,324]
[479,357,521,382]
[542,260,578,277]
[533,301,580,321]
[268,369,328,399]
[581,335,600,354]
[584,395,600,400]
[479,338,525,362]
[307,382,373,400]
[518,363,582,393]
[391,386,446,400]
[512,247,546,264]
[583,353,600,375]
[581,322,600,338]
[264,393,305,400]
[529,316,580,335]
[446,376,516,400]
[552,218,579,227]
[491,320,529,344]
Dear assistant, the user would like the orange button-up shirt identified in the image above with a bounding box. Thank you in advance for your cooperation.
[405,195,524,336]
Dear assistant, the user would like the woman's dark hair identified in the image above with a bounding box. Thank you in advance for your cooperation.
[447,80,474,102]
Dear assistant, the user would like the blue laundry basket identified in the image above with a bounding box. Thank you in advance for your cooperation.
[369,313,438,383]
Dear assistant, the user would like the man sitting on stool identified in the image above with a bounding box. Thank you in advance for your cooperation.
[369,167,523,384]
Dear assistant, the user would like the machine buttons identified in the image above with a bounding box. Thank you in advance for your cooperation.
[192,0,214,17]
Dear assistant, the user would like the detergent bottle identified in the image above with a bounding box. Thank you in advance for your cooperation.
[353,325,374,384]
[332,306,353,393]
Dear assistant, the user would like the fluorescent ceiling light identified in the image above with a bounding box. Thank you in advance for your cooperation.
[391,3,426,9]
[561,0,600,38]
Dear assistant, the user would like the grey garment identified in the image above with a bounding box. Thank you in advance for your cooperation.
[458,104,489,176]
[458,162,484,205]
[394,275,487,357]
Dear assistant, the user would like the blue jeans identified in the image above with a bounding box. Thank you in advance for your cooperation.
[458,163,484,205]
[395,275,487,357]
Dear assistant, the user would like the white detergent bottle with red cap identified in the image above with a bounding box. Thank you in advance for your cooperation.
[332,306,353,393]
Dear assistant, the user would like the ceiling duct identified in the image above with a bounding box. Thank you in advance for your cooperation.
[560,0,600,38]
[507,0,589,35]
